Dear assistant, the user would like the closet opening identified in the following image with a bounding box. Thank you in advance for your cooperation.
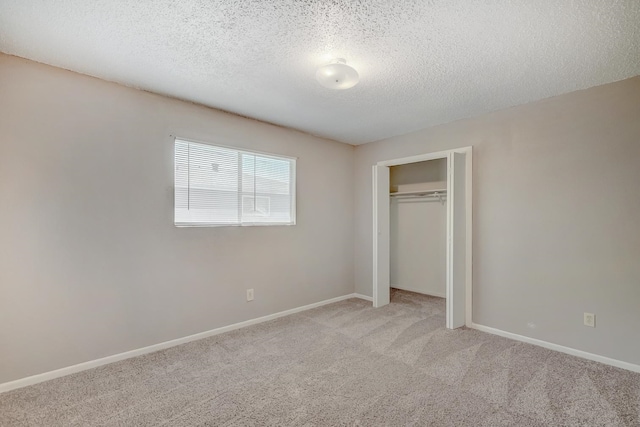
[390,158,447,304]
[373,147,472,329]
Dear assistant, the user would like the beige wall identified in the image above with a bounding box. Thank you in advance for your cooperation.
[390,199,446,297]
[0,54,355,383]
[355,76,640,365]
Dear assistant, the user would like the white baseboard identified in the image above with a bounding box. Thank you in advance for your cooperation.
[469,322,640,374]
[354,293,373,302]
[0,293,366,394]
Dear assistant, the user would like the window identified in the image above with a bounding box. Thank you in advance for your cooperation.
[174,138,296,226]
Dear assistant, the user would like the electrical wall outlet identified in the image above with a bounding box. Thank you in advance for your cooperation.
[584,312,595,327]
[246,288,254,302]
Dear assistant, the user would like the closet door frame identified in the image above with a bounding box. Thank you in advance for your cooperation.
[372,146,473,329]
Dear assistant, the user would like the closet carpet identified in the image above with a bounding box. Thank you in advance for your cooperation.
[1,289,639,426]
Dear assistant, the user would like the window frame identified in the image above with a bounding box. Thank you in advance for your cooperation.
[173,137,297,228]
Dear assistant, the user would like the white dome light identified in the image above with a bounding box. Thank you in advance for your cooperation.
[315,58,359,90]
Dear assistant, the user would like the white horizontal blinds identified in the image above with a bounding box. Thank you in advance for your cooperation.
[175,140,240,225]
[175,139,294,226]
[241,153,292,224]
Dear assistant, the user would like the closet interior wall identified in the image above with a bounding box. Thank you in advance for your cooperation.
[390,159,447,298]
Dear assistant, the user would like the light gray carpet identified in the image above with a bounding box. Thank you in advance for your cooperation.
[1,289,639,426]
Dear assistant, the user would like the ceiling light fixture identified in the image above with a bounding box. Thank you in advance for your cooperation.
[315,58,359,90]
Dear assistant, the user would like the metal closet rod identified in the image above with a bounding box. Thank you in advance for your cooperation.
[390,190,447,198]
[390,191,447,204]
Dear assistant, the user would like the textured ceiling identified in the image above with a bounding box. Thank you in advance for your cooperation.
[1,1,639,145]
